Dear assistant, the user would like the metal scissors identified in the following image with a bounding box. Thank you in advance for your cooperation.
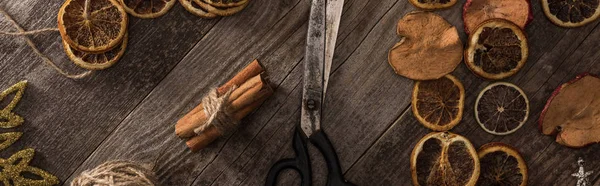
[265,0,354,186]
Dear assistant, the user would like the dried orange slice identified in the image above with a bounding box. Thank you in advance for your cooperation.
[477,142,528,186]
[475,82,529,135]
[203,0,249,8]
[194,0,249,16]
[120,0,177,18]
[408,0,458,10]
[388,11,463,80]
[58,0,128,53]
[542,0,600,27]
[462,0,533,34]
[180,0,218,18]
[412,75,465,131]
[64,33,128,70]
[465,19,528,80]
[411,132,480,186]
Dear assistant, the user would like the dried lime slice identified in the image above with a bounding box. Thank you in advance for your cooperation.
[475,82,529,135]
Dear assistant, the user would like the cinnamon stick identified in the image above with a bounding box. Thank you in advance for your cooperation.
[176,75,265,138]
[175,60,264,138]
[187,85,273,151]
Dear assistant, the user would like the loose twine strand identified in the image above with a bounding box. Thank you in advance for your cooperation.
[0,8,93,79]
[194,86,240,136]
[71,160,159,186]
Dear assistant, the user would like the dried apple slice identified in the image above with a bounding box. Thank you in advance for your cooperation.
[463,0,533,34]
[388,11,463,80]
[542,0,600,27]
[120,0,177,18]
[540,73,600,148]
[411,132,480,186]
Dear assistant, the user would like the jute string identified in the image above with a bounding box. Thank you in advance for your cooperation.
[0,8,93,79]
[194,86,240,136]
[71,160,158,186]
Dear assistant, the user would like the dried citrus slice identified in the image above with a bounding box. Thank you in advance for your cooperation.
[64,33,128,70]
[542,0,600,27]
[463,0,533,34]
[412,75,465,131]
[540,73,600,148]
[388,11,463,80]
[180,0,218,18]
[58,0,128,53]
[120,0,177,18]
[465,19,528,80]
[194,0,249,16]
[475,82,529,135]
[408,0,458,9]
[203,0,249,8]
[477,142,528,186]
[411,132,480,186]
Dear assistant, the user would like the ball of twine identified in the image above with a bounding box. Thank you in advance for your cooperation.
[71,160,158,186]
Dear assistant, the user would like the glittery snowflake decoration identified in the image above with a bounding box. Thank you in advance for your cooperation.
[572,157,593,186]
[0,81,59,185]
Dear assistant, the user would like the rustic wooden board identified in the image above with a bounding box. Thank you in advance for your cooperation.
[0,0,220,181]
[1,0,599,185]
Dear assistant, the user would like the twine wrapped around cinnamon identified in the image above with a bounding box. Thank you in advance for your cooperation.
[175,60,273,151]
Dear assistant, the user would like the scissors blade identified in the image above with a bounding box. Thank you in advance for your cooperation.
[324,0,344,97]
[301,0,326,138]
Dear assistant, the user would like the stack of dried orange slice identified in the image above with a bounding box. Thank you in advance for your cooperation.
[58,0,129,70]
[180,0,250,18]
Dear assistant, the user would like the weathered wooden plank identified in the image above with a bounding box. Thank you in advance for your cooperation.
[344,0,600,184]
[0,0,219,182]
[64,0,309,185]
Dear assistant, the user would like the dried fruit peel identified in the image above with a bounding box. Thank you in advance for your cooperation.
[462,0,533,34]
[388,11,463,80]
[411,132,480,186]
[540,74,600,148]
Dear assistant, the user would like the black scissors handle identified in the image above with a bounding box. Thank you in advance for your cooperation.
[310,129,355,186]
[266,127,355,186]
[266,128,312,186]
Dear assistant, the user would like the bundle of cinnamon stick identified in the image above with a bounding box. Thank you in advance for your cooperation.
[175,60,273,151]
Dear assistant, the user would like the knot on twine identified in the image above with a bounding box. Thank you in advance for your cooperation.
[194,87,240,136]
[71,160,158,186]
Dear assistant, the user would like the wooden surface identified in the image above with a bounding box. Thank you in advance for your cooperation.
[1,0,599,185]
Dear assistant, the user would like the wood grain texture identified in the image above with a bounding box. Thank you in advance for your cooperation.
[0,0,598,185]
[0,0,219,182]
[344,0,600,185]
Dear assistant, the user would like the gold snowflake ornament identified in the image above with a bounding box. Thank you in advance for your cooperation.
[0,81,59,185]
